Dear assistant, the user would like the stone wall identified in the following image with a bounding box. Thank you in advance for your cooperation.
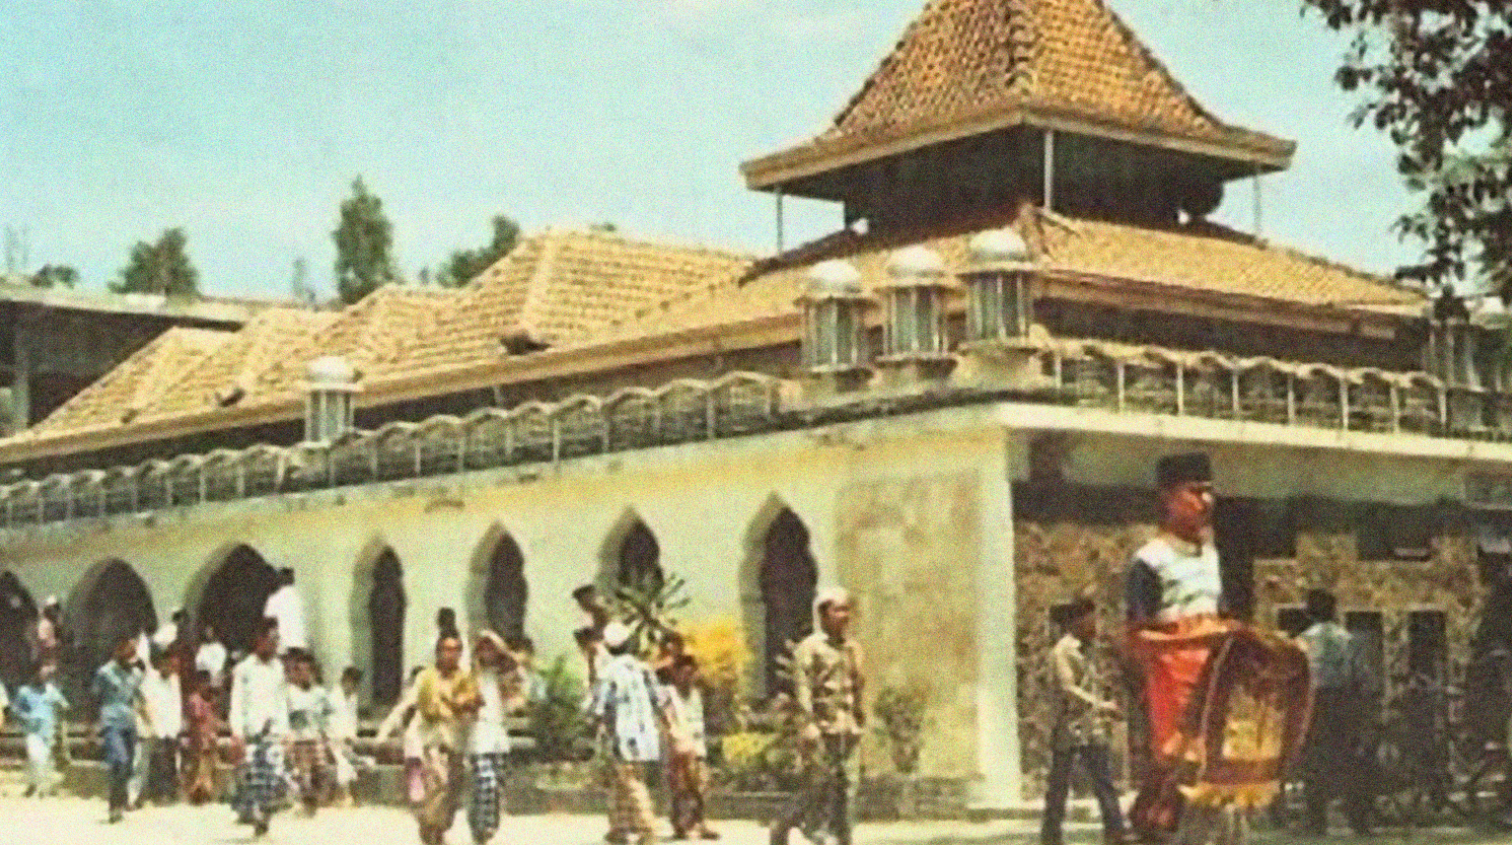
[1011,481,1480,800]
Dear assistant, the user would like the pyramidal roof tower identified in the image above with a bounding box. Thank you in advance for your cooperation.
[741,0,1294,233]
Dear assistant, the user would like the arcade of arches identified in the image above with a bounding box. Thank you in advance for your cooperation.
[0,504,824,707]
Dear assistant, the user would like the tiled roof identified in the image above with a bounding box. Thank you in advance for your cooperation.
[599,212,1422,341]
[28,327,234,435]
[395,228,752,377]
[145,307,339,418]
[745,0,1292,184]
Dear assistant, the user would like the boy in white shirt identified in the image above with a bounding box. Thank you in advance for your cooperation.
[284,649,333,814]
[664,654,717,841]
[328,666,363,807]
[138,648,184,806]
[230,618,291,837]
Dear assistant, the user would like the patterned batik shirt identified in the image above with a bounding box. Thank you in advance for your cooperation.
[1049,632,1114,749]
[587,653,664,763]
[792,632,865,737]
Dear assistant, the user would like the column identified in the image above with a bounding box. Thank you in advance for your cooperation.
[972,427,1021,807]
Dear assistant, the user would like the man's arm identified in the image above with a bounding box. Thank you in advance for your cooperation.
[1054,642,1114,712]
[1124,560,1160,628]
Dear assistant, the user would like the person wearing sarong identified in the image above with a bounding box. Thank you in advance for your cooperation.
[663,653,718,841]
[1125,452,1240,845]
[1295,589,1372,836]
[184,670,225,805]
[468,631,523,845]
[588,621,668,845]
[139,647,184,806]
[328,666,363,807]
[285,648,333,814]
[230,618,291,838]
[93,633,150,824]
[414,633,480,845]
[770,587,866,845]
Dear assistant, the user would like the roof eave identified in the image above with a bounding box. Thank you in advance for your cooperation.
[742,106,1294,192]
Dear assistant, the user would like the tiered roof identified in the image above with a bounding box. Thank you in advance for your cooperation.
[744,0,1292,189]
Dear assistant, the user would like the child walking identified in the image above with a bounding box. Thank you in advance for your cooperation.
[663,655,717,840]
[328,666,364,807]
[285,648,333,814]
[184,670,225,804]
[13,659,69,797]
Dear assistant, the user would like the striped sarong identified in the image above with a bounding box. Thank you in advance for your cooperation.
[467,752,506,843]
[233,737,288,823]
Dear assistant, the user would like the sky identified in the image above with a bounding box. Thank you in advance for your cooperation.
[0,0,1422,301]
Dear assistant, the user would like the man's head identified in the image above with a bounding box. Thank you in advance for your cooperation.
[253,617,280,659]
[1066,596,1097,640]
[475,631,506,668]
[286,649,314,687]
[341,666,363,693]
[1156,452,1215,541]
[42,597,60,620]
[171,608,186,626]
[672,653,699,689]
[508,635,536,666]
[1305,588,1337,623]
[30,658,52,684]
[602,621,634,656]
[113,633,138,665]
[436,635,463,673]
[571,584,599,612]
[816,587,854,638]
[152,646,178,676]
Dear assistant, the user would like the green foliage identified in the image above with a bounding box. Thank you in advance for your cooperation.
[112,228,198,296]
[29,264,77,289]
[435,215,520,288]
[527,654,591,761]
[873,683,928,775]
[715,694,807,792]
[609,571,690,655]
[1301,1,1512,296]
[332,176,396,304]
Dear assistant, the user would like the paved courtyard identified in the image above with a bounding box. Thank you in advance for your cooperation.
[0,798,1506,845]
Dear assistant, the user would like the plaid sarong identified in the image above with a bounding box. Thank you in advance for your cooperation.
[233,737,288,822]
[609,762,656,840]
[467,752,506,843]
[288,739,328,809]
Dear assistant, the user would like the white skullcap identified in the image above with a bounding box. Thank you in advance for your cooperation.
[602,621,633,650]
[43,596,59,607]
[814,587,852,615]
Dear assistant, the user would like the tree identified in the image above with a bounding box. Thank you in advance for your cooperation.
[435,214,520,288]
[29,264,78,289]
[333,177,396,304]
[1301,2,1512,298]
[113,228,198,296]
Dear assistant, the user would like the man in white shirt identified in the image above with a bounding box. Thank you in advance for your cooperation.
[468,632,524,845]
[138,648,184,805]
[195,624,229,690]
[152,609,183,654]
[230,618,291,836]
[263,569,308,654]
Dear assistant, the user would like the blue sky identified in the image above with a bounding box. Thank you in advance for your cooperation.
[0,1,1419,300]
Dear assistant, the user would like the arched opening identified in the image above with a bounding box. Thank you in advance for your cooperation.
[0,571,38,688]
[478,532,527,641]
[758,509,817,696]
[197,545,281,657]
[616,519,664,596]
[74,560,157,690]
[367,548,406,704]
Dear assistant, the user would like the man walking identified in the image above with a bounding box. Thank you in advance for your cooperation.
[230,618,291,837]
[1043,597,1129,845]
[1296,589,1372,836]
[770,587,866,845]
[139,647,184,806]
[588,621,668,845]
[93,632,150,824]
[414,633,480,845]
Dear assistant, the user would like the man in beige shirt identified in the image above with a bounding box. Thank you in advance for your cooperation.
[771,587,865,845]
[1043,597,1129,845]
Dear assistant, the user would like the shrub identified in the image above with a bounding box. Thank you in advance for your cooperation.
[527,654,591,761]
[680,617,750,736]
[873,683,929,775]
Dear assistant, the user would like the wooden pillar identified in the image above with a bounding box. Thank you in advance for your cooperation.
[1043,129,1056,213]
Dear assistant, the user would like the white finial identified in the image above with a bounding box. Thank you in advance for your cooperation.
[306,356,357,389]
[805,259,864,298]
[968,227,1032,271]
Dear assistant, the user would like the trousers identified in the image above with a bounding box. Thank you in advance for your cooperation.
[773,733,858,845]
[101,726,137,812]
[1041,742,1127,845]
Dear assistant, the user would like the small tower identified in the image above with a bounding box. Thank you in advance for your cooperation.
[952,227,1049,389]
[305,356,357,443]
[798,259,872,397]
[876,245,958,386]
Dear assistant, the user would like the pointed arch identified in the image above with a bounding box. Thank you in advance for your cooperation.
[0,570,37,688]
[70,559,157,693]
[741,498,817,698]
[194,544,281,656]
[349,538,406,705]
[599,509,664,596]
[468,524,528,641]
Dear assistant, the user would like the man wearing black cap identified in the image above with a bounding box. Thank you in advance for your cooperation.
[1295,588,1372,836]
[1125,452,1238,844]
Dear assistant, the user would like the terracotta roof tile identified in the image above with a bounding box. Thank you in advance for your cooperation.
[395,228,752,377]
[599,213,1421,341]
[747,0,1291,182]
[29,327,235,435]
[143,307,338,419]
